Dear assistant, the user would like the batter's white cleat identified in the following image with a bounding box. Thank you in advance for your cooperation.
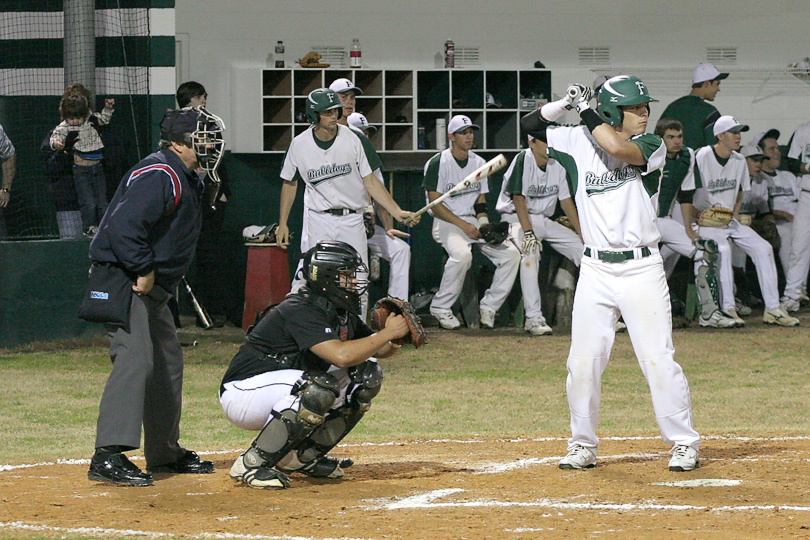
[781,296,801,313]
[668,445,699,472]
[725,308,746,327]
[479,307,496,329]
[430,309,461,330]
[698,310,738,328]
[525,318,553,336]
[558,445,596,470]
[763,307,800,327]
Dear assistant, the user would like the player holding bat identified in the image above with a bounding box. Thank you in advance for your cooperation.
[422,115,520,330]
[525,76,700,472]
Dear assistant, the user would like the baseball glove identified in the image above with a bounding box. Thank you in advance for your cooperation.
[556,215,576,231]
[371,297,428,348]
[363,212,375,239]
[697,207,734,227]
[479,221,510,245]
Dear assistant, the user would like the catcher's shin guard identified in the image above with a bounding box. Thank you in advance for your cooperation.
[242,372,340,470]
[280,361,383,471]
[694,238,722,318]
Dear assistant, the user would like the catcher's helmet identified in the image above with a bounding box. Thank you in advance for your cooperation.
[306,88,343,124]
[597,75,658,127]
[302,241,368,314]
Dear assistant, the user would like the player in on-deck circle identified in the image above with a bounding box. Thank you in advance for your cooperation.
[275,88,419,317]
[777,119,810,312]
[524,75,700,472]
[653,118,738,328]
[495,117,583,336]
[424,115,521,330]
[692,115,798,327]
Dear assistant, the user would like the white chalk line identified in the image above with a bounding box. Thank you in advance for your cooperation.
[0,522,377,540]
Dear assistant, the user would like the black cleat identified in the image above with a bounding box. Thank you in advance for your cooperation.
[147,449,215,474]
[88,451,153,487]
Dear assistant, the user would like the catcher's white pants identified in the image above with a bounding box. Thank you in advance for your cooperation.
[290,208,369,317]
[784,184,810,300]
[501,213,583,320]
[566,251,699,454]
[429,217,520,313]
[367,224,411,300]
[657,217,697,279]
[697,221,780,311]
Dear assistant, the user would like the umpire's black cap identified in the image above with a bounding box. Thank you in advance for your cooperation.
[159,108,200,142]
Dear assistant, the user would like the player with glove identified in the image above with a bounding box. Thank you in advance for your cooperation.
[496,115,583,336]
[220,241,409,489]
[525,76,701,472]
[423,115,520,329]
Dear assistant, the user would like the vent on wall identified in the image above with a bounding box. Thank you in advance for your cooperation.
[579,46,610,65]
[707,47,737,65]
[455,46,480,67]
[311,46,347,68]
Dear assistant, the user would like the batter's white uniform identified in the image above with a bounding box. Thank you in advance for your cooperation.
[765,169,800,278]
[783,120,810,301]
[693,147,781,311]
[495,150,582,322]
[423,149,520,314]
[546,125,699,455]
[281,124,373,295]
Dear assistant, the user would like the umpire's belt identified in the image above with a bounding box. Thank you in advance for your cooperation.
[584,246,651,263]
[318,208,357,216]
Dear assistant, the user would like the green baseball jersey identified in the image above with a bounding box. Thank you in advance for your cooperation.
[658,147,700,218]
[660,95,722,150]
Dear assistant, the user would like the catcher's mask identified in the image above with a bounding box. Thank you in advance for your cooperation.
[160,107,226,181]
[303,241,368,314]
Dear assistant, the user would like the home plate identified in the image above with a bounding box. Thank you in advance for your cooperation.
[653,479,741,487]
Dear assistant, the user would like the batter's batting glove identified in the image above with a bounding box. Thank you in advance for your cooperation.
[521,230,540,255]
[566,84,593,113]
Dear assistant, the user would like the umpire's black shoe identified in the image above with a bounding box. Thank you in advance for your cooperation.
[88,451,153,487]
[147,449,215,474]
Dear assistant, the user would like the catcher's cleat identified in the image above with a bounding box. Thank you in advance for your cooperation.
[430,309,461,330]
[558,445,596,470]
[479,307,496,329]
[698,310,738,328]
[525,318,552,336]
[281,455,353,479]
[763,307,799,327]
[88,451,153,487]
[147,449,214,474]
[230,453,290,489]
[668,445,699,472]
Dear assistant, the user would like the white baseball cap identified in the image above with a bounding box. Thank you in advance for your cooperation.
[328,78,363,95]
[347,112,377,134]
[713,115,749,136]
[693,63,729,84]
[447,114,480,134]
[740,144,765,159]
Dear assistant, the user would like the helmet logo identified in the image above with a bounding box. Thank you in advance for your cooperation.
[635,80,647,94]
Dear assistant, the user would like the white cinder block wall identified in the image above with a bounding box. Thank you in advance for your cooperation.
[176,0,810,152]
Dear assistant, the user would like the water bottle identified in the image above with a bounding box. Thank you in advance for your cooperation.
[350,38,362,69]
[274,41,285,68]
[444,39,455,69]
[417,124,426,149]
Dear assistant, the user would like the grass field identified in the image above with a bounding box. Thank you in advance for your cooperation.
[1,313,809,466]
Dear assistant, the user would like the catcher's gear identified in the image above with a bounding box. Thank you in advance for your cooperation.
[697,206,734,227]
[597,75,658,127]
[306,88,342,124]
[479,221,510,245]
[521,230,540,255]
[160,107,226,198]
[363,212,375,239]
[693,238,731,323]
[371,296,428,348]
[302,241,368,315]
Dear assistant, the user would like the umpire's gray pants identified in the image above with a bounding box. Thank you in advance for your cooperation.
[95,285,185,467]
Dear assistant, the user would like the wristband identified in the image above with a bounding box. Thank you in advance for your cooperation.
[580,108,604,133]
[477,215,490,226]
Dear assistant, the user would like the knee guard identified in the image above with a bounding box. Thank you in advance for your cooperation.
[694,238,721,317]
[243,372,339,470]
[347,360,383,413]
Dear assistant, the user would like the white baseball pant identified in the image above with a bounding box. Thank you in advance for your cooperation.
[367,224,411,301]
[501,213,582,321]
[784,184,810,300]
[566,251,699,454]
[429,217,520,313]
[697,221,780,311]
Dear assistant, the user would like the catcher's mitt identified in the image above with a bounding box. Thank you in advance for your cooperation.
[297,51,330,68]
[479,221,510,245]
[371,297,428,348]
[363,212,375,239]
[697,207,734,227]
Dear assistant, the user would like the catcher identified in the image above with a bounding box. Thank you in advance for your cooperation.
[219,241,424,489]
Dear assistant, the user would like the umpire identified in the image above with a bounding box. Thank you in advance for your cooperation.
[85,107,224,486]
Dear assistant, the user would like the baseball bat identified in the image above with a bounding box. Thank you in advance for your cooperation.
[182,277,214,330]
[405,153,508,224]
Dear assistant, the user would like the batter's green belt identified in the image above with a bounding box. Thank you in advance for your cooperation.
[320,208,358,216]
[584,246,652,263]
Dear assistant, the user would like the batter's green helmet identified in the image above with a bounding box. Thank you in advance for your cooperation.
[597,75,658,127]
[306,88,343,124]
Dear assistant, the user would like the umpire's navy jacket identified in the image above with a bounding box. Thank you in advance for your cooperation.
[89,148,203,291]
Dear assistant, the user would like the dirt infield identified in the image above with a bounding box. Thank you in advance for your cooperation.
[3,436,810,539]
